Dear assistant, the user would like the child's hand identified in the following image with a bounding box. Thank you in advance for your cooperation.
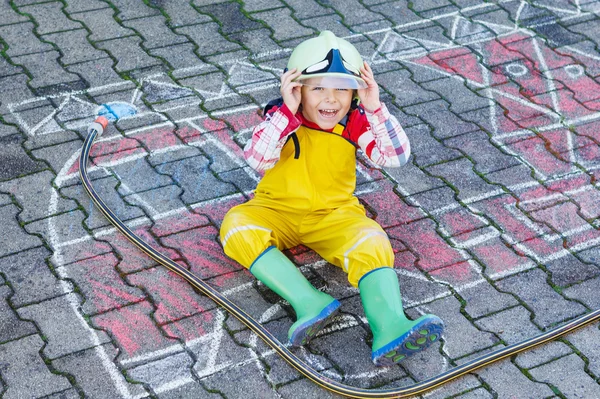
[357,61,381,113]
[280,68,302,114]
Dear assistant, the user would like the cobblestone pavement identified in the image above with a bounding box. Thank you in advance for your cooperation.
[1,0,600,398]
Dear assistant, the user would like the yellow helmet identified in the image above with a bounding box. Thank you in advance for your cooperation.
[286,31,367,89]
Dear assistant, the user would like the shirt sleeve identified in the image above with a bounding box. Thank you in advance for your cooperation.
[348,103,411,168]
[244,103,301,171]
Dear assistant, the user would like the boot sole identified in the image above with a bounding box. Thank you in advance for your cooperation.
[372,315,444,367]
[289,299,341,347]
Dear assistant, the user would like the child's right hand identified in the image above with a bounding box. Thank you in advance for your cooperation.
[280,68,302,114]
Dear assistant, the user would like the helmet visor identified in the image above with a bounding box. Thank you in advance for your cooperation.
[297,75,367,90]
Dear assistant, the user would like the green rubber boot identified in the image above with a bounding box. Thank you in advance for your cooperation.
[359,267,444,366]
[250,246,341,346]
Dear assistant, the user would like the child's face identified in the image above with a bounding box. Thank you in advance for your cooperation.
[300,84,353,130]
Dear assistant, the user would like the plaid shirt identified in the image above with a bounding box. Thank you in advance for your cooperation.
[244,102,411,171]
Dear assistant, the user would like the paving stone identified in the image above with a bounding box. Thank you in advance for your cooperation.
[444,130,521,174]
[529,354,600,398]
[417,374,483,399]
[229,28,283,54]
[405,124,463,167]
[0,205,42,257]
[25,209,90,253]
[424,295,496,359]
[484,163,538,189]
[150,42,212,70]
[0,23,53,57]
[19,2,82,35]
[370,0,424,26]
[405,100,481,140]
[421,77,487,114]
[0,334,72,399]
[278,378,343,399]
[127,266,215,324]
[409,185,457,212]
[67,57,126,87]
[198,2,263,34]
[461,282,519,319]
[158,383,223,399]
[563,277,600,309]
[201,362,281,398]
[43,29,108,65]
[122,16,188,49]
[495,268,587,328]
[63,0,109,13]
[475,305,542,345]
[156,156,238,204]
[386,160,446,196]
[0,0,28,25]
[155,1,213,27]
[18,293,111,358]
[69,8,135,41]
[475,358,555,399]
[110,0,161,20]
[0,170,78,222]
[96,36,162,72]
[0,74,36,113]
[378,69,441,107]
[176,23,242,56]
[565,323,600,378]
[280,0,331,20]
[0,247,67,307]
[44,388,80,399]
[53,343,148,398]
[426,158,498,201]
[110,158,173,193]
[0,285,37,343]
[122,184,185,217]
[0,54,22,78]
[63,252,146,315]
[0,133,46,179]
[545,253,600,287]
[127,351,196,394]
[252,7,314,41]
[11,51,83,90]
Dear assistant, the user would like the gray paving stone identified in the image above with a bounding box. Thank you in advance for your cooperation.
[0,133,46,179]
[44,388,80,399]
[278,378,343,399]
[475,306,542,345]
[461,282,519,319]
[110,158,173,193]
[122,184,184,216]
[150,42,211,71]
[156,1,213,27]
[0,205,42,257]
[0,170,78,222]
[0,0,28,25]
[563,277,600,309]
[576,245,600,267]
[0,334,72,399]
[0,194,11,206]
[0,285,37,342]
[43,29,108,65]
[53,343,148,398]
[158,383,223,399]
[0,54,22,78]
[0,22,53,57]
[281,0,332,20]
[484,163,538,189]
[424,295,496,358]
[405,100,481,140]
[63,0,109,13]
[0,74,36,113]
[229,28,283,54]
[325,0,384,26]
[378,69,440,107]
[422,77,487,114]
[409,185,457,212]
[198,2,263,34]
[514,340,572,371]
[418,374,483,399]
[156,156,238,204]
[496,268,587,328]
[529,353,600,398]
[69,8,135,41]
[110,0,161,20]
[18,293,112,358]
[25,209,90,251]
[546,253,600,287]
[240,0,283,13]
[11,51,82,90]
[426,158,496,201]
[386,160,446,196]
[122,16,189,49]
[475,358,554,399]
[201,362,280,398]
[19,2,82,35]
[127,351,194,393]
[0,247,66,307]
[252,7,314,41]
[96,36,162,72]
[67,57,126,87]
[405,124,463,167]
[176,23,242,56]
[444,130,521,174]
[370,0,423,26]
[566,323,600,378]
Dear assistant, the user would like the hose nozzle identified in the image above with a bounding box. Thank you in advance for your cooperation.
[87,116,109,137]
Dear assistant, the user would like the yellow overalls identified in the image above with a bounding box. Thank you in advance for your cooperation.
[220,123,393,287]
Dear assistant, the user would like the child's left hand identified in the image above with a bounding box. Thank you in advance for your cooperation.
[357,61,381,113]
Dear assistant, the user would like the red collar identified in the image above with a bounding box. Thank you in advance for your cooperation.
[296,111,335,132]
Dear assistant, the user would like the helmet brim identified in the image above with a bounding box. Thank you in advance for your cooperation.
[295,74,367,90]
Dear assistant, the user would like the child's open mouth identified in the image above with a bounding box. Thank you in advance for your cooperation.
[319,109,339,118]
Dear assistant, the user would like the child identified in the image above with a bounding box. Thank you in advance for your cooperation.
[220,31,444,366]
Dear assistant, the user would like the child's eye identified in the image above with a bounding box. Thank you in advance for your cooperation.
[336,88,349,91]
[312,86,324,91]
